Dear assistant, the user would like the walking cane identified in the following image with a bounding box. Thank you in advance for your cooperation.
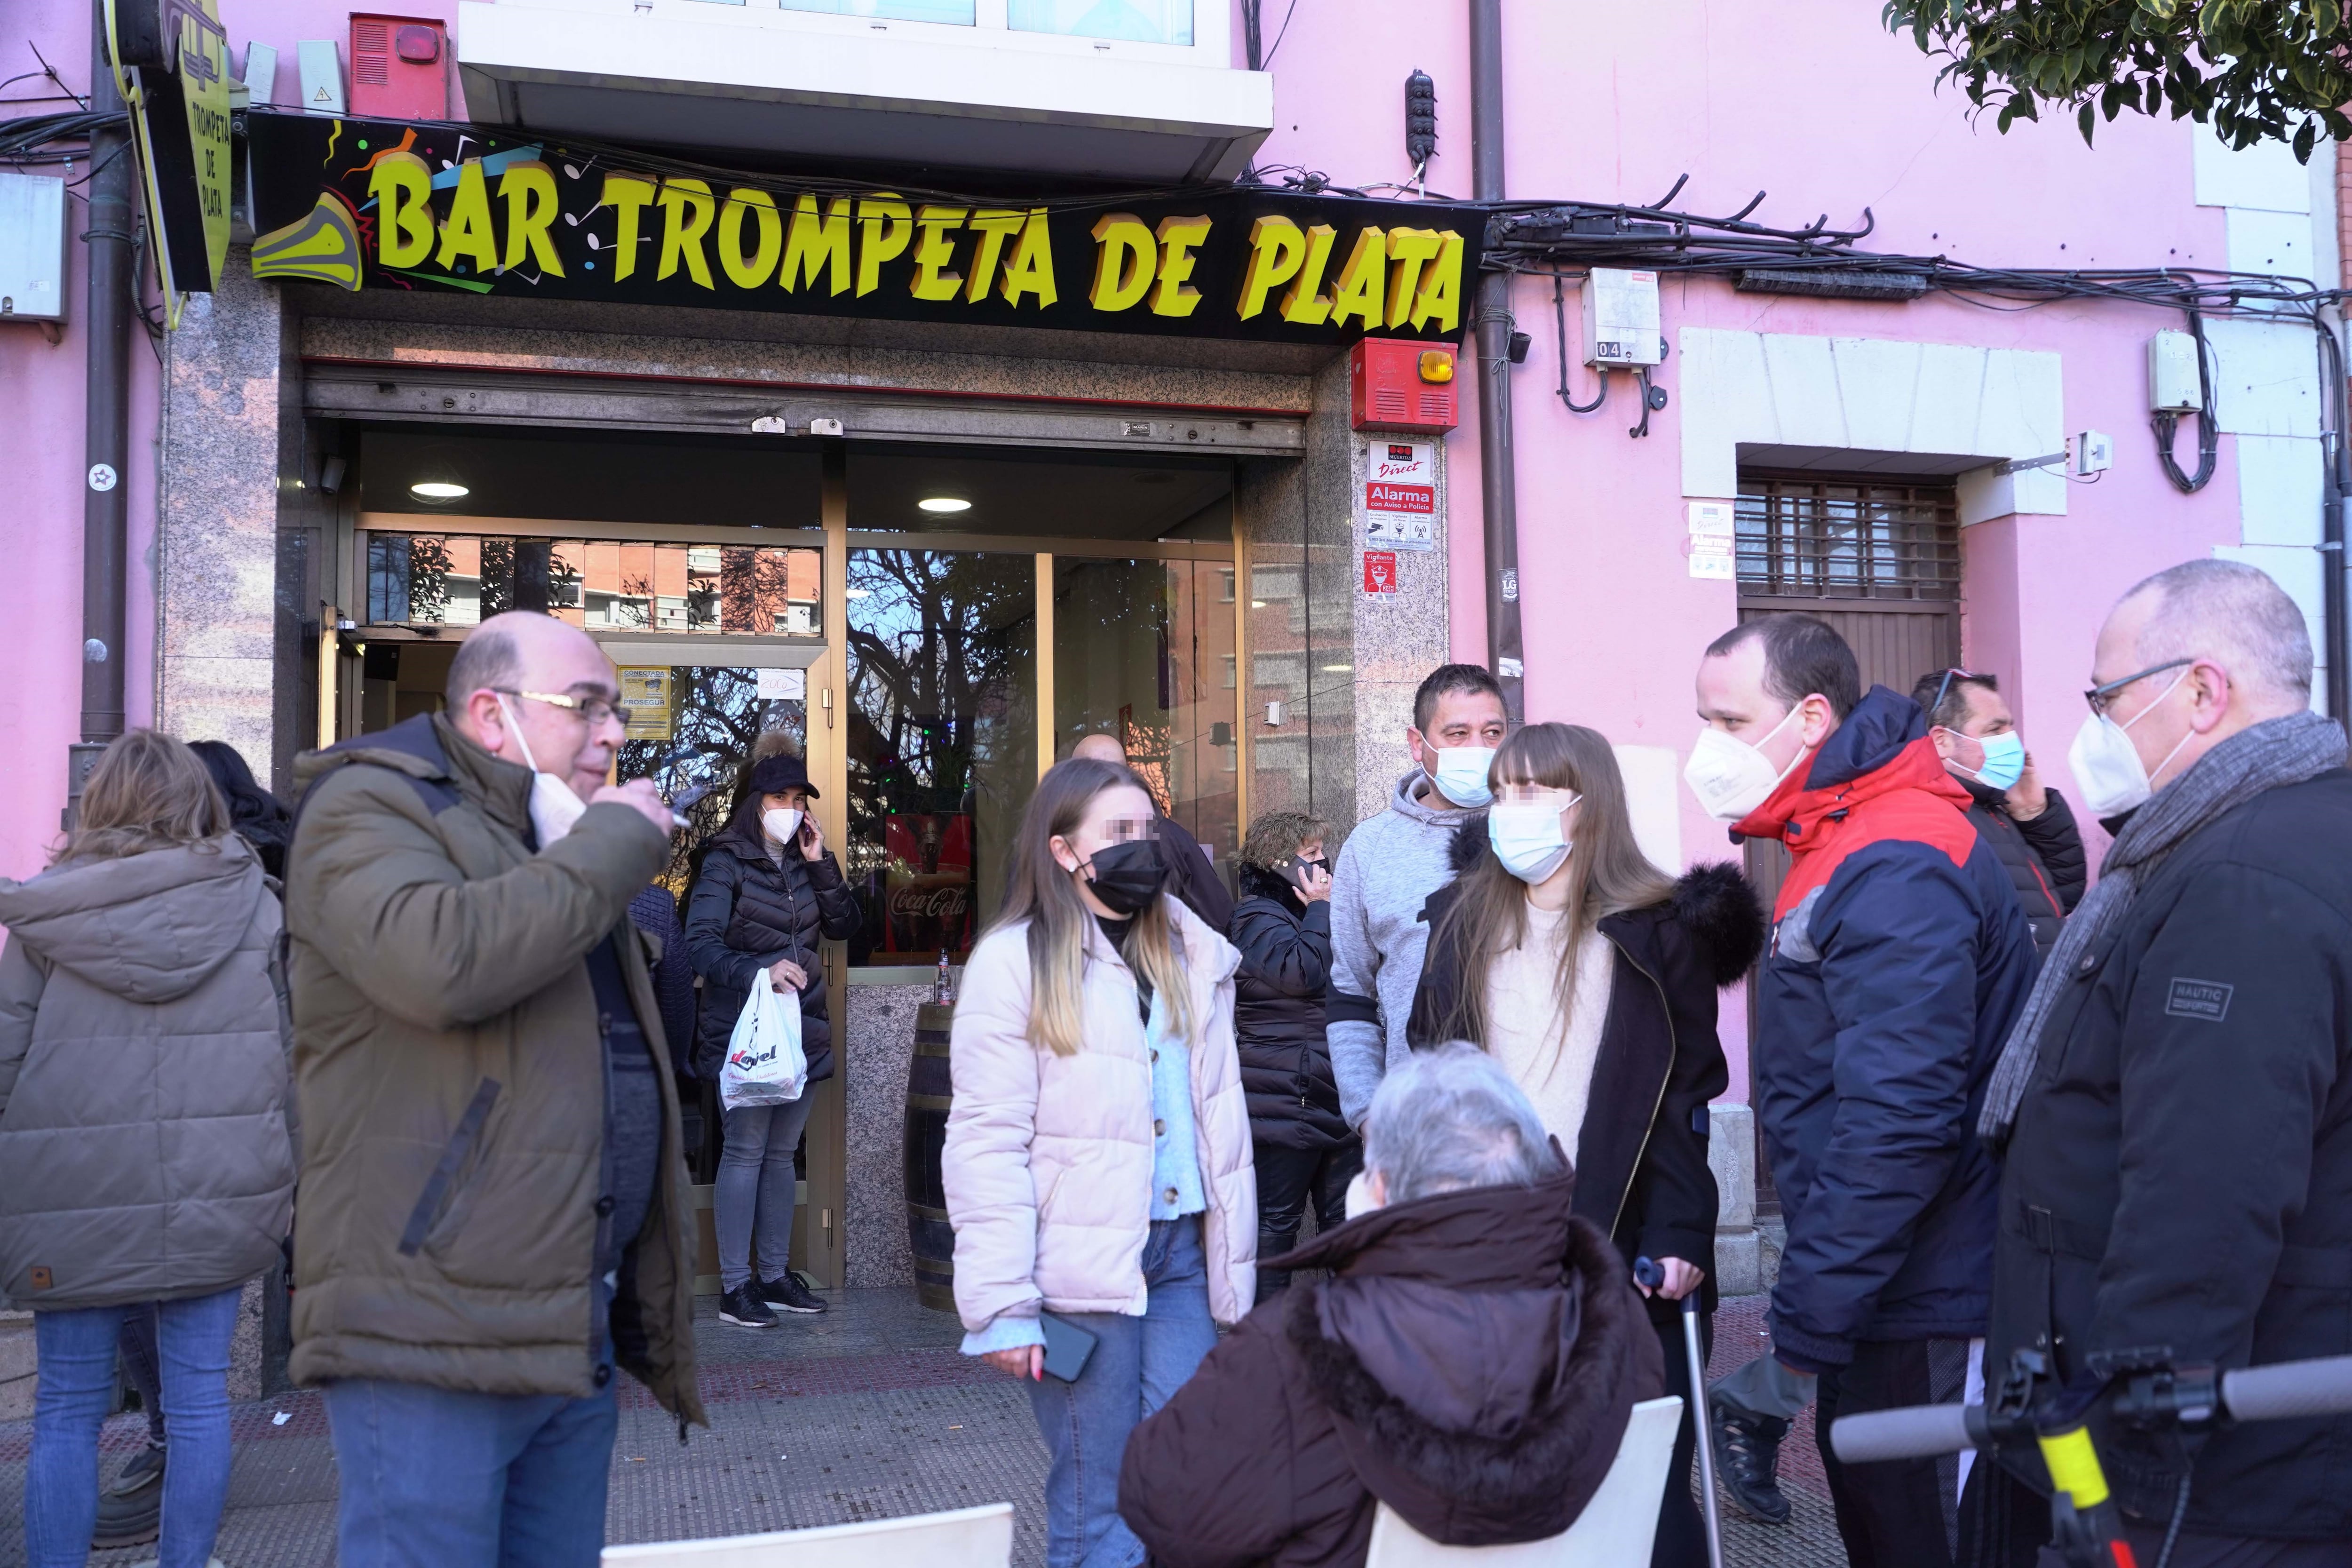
[1637,1258,1725,1568]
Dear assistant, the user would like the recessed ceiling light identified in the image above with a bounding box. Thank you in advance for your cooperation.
[918,496,971,514]
[1322,664,1353,673]
[1250,600,1266,609]
[410,480,469,500]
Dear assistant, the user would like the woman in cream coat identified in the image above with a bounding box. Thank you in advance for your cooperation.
[944,756,1255,1568]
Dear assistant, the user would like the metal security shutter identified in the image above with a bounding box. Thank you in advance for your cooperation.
[1734,470,1963,1216]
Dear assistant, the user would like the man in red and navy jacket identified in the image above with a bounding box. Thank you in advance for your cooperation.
[1688,615,2040,1567]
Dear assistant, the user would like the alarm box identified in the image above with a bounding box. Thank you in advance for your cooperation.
[350,16,448,120]
[1350,337,1459,433]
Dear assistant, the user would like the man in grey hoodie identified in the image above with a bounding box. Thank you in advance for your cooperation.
[1327,663,1508,1127]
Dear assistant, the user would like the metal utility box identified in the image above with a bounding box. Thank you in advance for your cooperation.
[298,39,346,114]
[1582,267,1663,367]
[0,171,68,324]
[2148,329,2203,414]
[1349,337,1459,433]
[350,16,449,120]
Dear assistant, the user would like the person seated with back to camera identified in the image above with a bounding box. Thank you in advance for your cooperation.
[1117,1044,1663,1568]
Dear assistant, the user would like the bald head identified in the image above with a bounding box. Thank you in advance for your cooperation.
[447,611,625,799]
[2115,559,2312,716]
[1071,733,1127,765]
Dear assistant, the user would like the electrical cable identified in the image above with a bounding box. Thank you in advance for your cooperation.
[2154,307,2218,493]
[1261,0,1301,67]
[1551,274,1607,414]
[2152,1476,2191,1568]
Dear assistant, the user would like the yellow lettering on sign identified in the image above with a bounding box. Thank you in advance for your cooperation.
[964,209,1026,302]
[497,160,564,277]
[657,178,716,289]
[1411,231,1464,334]
[1278,223,1338,325]
[1383,228,1442,329]
[782,194,851,295]
[718,188,781,289]
[1150,215,1212,318]
[1236,215,1307,320]
[1327,228,1387,331]
[856,195,913,297]
[909,205,967,301]
[603,174,657,282]
[435,160,498,275]
[1089,214,1156,313]
[367,151,435,269]
[1000,209,1057,309]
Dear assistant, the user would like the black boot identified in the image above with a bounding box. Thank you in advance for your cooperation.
[92,1443,165,1548]
[1708,1394,1793,1524]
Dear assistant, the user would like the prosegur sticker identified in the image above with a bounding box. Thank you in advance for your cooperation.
[1364,441,1436,552]
[617,667,672,742]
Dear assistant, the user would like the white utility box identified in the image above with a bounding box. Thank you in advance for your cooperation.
[1582,268,1663,367]
[0,171,67,324]
[2147,330,2203,413]
[298,40,345,114]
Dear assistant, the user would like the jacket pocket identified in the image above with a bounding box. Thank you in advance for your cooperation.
[396,1077,503,1258]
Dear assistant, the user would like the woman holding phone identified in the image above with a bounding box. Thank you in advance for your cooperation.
[944,756,1256,1568]
[1229,811,1358,1300]
[684,742,858,1329]
[1407,723,1763,1568]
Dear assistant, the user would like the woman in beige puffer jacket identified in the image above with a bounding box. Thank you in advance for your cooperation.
[944,756,1255,1568]
[0,731,295,1568]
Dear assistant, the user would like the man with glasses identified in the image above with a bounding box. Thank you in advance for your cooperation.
[1983,560,2352,1566]
[284,610,703,1568]
[1908,667,2087,959]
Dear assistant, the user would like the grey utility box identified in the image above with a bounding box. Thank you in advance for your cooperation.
[0,170,68,324]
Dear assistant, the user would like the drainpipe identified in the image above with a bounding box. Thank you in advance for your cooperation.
[72,0,134,822]
[1469,0,1523,721]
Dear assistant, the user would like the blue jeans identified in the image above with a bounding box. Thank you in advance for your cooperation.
[1028,1216,1218,1568]
[323,1377,618,1568]
[716,1094,814,1291]
[24,1284,243,1568]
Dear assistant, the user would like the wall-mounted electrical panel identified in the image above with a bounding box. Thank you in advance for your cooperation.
[2147,329,2203,414]
[1350,337,1459,432]
[350,16,449,120]
[298,39,346,114]
[0,171,68,324]
[1582,268,1663,367]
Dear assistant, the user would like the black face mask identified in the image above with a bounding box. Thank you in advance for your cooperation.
[1082,838,1169,916]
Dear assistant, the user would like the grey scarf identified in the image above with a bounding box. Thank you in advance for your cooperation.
[1979,711,2347,1140]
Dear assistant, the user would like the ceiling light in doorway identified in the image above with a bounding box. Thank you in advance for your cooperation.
[410,480,469,501]
[1323,664,1353,673]
[918,497,972,514]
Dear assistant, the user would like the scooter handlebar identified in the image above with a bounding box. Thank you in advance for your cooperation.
[1828,1402,1975,1464]
[2220,1355,2352,1424]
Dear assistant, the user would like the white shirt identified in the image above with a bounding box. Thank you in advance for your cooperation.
[1483,899,1616,1166]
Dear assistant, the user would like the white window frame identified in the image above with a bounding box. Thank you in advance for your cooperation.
[575,0,1231,71]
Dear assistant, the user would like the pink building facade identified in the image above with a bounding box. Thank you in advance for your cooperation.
[3,0,2340,1287]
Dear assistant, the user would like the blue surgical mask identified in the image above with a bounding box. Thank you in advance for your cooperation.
[1965,730,2027,793]
[1488,800,1571,883]
[1426,746,1498,808]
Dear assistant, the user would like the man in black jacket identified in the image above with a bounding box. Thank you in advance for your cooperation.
[1983,560,2352,1565]
[1071,732,1233,929]
[1910,669,2086,959]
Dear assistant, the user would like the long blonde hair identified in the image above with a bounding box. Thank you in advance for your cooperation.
[1433,724,1675,1047]
[991,757,1195,1057]
[55,730,232,867]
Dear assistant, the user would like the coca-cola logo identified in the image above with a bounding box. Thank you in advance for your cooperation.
[889,884,969,919]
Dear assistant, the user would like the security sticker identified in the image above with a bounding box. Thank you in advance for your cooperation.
[2164,978,2234,1022]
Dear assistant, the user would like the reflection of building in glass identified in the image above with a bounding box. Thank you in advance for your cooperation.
[364,533,821,634]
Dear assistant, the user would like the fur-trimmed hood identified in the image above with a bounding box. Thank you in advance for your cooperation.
[1273,1171,1664,1544]
[1441,820,1765,988]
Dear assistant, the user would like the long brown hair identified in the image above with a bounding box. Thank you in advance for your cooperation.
[1433,723,1676,1048]
[989,757,1195,1057]
[55,730,232,867]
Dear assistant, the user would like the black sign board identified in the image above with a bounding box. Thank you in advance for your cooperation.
[109,0,233,310]
[245,111,1479,344]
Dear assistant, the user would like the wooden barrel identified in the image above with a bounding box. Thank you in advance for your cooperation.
[904,1003,957,1313]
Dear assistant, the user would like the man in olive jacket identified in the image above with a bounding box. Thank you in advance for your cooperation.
[285,611,703,1568]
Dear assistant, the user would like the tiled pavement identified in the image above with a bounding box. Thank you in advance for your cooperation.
[1,1289,1847,1567]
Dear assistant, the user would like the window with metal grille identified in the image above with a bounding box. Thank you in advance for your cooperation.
[1735,473,1961,600]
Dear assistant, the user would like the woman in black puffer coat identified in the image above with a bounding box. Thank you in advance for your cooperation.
[684,745,858,1328]
[1231,810,1360,1300]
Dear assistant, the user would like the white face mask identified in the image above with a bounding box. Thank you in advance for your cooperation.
[2066,669,2193,817]
[1424,745,1498,808]
[495,693,588,847]
[762,806,803,845]
[1684,703,1809,824]
[1488,799,1572,883]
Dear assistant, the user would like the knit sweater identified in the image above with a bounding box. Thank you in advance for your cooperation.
[1483,902,1615,1167]
[1327,769,1486,1127]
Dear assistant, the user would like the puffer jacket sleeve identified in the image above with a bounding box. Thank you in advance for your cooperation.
[683,852,768,995]
[291,770,666,1031]
[0,930,48,1114]
[1626,914,1733,1274]
[1231,897,1331,1000]
[2015,789,2087,914]
[802,851,860,944]
[941,927,1046,1336]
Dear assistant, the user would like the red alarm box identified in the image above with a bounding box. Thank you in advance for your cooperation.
[1350,337,1460,433]
[350,15,449,120]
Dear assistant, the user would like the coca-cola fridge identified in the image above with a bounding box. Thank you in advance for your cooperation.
[882,813,975,957]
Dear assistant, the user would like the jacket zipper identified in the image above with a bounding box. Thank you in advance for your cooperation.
[1602,933,1677,1247]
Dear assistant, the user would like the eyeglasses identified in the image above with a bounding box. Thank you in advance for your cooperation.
[502,688,620,728]
[2082,659,2193,718]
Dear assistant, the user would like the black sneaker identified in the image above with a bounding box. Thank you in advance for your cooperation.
[719,1285,777,1328]
[760,1274,827,1314]
[1708,1394,1793,1524]
[92,1443,165,1548]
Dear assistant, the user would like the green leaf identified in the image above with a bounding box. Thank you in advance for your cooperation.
[2079,101,2098,144]
[2294,117,2318,163]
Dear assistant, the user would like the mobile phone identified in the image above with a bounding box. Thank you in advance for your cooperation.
[1281,856,1327,892]
[1039,1312,1097,1383]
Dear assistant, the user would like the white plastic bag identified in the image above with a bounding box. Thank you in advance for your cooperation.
[720,976,807,1109]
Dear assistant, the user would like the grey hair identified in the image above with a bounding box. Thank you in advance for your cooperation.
[445,621,523,715]
[1362,1043,1561,1203]
[2123,558,2312,707]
